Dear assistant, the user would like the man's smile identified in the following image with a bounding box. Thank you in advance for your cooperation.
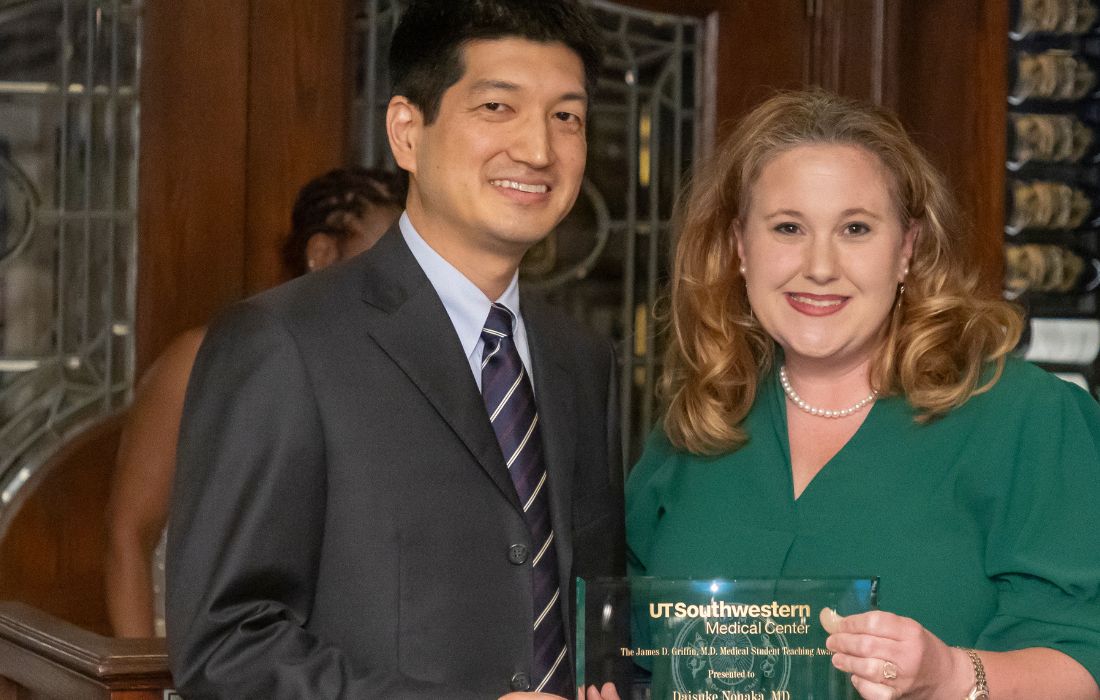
[490,178,550,194]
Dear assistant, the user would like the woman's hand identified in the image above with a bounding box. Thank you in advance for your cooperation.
[825,610,972,699]
[583,682,621,700]
[499,684,620,700]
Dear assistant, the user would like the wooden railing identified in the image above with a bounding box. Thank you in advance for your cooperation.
[0,602,172,699]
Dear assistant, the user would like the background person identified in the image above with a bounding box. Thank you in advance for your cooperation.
[628,89,1100,699]
[166,1,624,698]
[104,166,404,638]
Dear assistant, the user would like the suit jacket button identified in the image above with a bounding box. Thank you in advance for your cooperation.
[510,672,531,691]
[508,544,529,565]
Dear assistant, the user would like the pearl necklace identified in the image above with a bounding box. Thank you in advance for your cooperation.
[779,366,877,419]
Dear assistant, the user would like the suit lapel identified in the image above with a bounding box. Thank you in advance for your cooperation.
[361,228,584,647]
[523,296,577,590]
[357,228,521,511]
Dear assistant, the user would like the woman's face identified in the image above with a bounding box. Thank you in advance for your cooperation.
[736,144,916,372]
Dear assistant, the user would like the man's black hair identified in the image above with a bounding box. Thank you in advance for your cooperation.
[389,0,603,125]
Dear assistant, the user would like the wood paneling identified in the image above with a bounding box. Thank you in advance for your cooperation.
[136,1,250,375]
[895,0,1007,294]
[0,416,123,635]
[708,0,812,134]
[136,0,352,370]
[814,0,900,108]
[245,0,354,293]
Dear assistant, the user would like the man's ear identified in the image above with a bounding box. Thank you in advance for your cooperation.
[305,232,340,272]
[387,96,422,175]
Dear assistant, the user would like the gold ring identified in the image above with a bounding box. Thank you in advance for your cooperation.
[882,661,899,680]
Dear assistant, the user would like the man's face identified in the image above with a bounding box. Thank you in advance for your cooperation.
[400,38,588,260]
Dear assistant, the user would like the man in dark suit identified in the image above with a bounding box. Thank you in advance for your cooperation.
[166,1,623,698]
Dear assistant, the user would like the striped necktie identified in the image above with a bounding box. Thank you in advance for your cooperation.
[480,303,569,696]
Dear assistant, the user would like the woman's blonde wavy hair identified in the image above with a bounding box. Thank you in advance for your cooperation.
[662,88,1023,455]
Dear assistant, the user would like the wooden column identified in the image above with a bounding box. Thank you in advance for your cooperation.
[894,0,1008,293]
[136,0,250,375]
[136,0,353,373]
[812,0,901,109]
[244,0,354,293]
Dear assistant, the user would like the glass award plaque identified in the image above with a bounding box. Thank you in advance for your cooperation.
[576,577,878,700]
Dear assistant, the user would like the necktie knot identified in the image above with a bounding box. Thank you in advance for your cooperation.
[482,303,515,342]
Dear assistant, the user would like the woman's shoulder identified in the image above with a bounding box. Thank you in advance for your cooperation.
[975,357,1094,412]
[958,358,1100,453]
[910,358,1100,454]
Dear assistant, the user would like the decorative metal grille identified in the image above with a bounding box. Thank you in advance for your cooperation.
[0,0,140,510]
[354,0,708,462]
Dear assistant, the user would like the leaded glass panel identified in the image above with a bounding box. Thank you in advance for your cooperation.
[0,0,139,510]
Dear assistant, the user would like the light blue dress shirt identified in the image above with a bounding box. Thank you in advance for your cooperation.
[398,212,534,389]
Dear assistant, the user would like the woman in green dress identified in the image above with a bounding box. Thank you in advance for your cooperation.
[627,90,1100,699]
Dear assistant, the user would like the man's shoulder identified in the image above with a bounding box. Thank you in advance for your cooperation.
[242,227,416,321]
[522,292,614,361]
[233,253,381,325]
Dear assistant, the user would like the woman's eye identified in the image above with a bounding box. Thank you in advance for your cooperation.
[845,222,870,235]
[775,223,799,234]
[484,102,503,111]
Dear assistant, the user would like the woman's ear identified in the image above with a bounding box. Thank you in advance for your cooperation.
[732,220,746,273]
[305,232,340,272]
[900,220,919,280]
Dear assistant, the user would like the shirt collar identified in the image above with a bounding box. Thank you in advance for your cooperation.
[398,212,522,360]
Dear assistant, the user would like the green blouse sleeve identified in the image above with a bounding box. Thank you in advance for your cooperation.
[977,372,1100,686]
[625,427,678,576]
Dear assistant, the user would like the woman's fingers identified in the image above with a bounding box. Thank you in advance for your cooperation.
[584,683,621,700]
[850,674,897,700]
[827,611,964,698]
[827,630,903,661]
[832,651,901,682]
[820,606,844,634]
[837,610,919,641]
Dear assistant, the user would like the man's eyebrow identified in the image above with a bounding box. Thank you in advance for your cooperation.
[469,79,521,94]
[468,80,588,103]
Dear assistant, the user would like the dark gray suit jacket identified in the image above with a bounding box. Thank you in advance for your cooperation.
[166,227,624,699]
